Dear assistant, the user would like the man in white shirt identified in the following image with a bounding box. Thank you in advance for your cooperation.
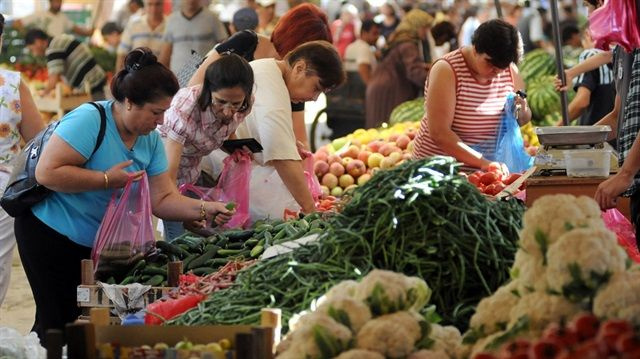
[159,0,228,75]
[116,0,166,72]
[344,19,379,85]
[14,0,94,38]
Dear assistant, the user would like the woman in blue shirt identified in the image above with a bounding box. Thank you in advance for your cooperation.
[13,48,234,343]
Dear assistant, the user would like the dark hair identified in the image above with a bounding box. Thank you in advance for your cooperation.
[101,22,122,36]
[431,21,456,42]
[285,40,345,91]
[25,29,50,45]
[271,4,332,58]
[361,19,378,34]
[561,24,580,44]
[471,19,519,68]
[197,53,254,112]
[110,47,179,106]
[584,0,600,7]
[131,0,144,7]
[0,13,4,37]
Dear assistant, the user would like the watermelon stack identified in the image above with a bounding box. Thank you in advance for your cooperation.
[519,49,556,83]
[388,98,425,125]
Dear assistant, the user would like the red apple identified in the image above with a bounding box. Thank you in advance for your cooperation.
[405,128,417,140]
[321,173,338,189]
[379,143,401,156]
[346,159,366,178]
[388,133,400,142]
[314,160,330,177]
[367,140,384,153]
[327,154,342,165]
[357,150,372,164]
[314,151,328,163]
[396,135,411,150]
[329,162,345,177]
[342,145,360,159]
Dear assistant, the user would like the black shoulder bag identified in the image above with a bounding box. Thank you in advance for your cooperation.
[0,102,107,217]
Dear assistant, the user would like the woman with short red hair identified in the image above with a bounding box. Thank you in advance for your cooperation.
[188,3,331,148]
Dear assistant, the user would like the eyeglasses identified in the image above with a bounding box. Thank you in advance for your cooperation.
[212,98,247,112]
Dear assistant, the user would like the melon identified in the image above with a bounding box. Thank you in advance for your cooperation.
[388,98,425,125]
[519,49,556,83]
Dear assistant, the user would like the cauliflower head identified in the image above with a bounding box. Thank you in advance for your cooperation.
[470,280,520,335]
[593,270,640,324]
[276,312,353,359]
[316,295,372,333]
[510,250,547,293]
[428,324,462,358]
[408,349,450,359]
[356,311,423,358]
[520,195,604,257]
[546,227,627,301]
[333,349,385,359]
[354,269,431,315]
[508,292,582,330]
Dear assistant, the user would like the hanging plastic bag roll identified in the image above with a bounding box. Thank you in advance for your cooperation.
[92,173,156,283]
[589,0,640,53]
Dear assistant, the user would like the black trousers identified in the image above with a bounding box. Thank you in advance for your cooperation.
[14,210,91,345]
[631,191,640,251]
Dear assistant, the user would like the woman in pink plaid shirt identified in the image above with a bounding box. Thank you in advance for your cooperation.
[159,53,254,240]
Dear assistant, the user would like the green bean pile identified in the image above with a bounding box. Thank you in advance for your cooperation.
[169,157,525,331]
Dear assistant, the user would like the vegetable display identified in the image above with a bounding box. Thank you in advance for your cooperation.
[276,270,463,359]
[170,157,525,331]
[463,194,634,357]
[465,164,524,196]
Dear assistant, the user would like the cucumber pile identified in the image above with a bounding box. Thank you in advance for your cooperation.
[114,213,329,287]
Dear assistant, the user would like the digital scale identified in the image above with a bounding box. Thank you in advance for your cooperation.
[533,126,619,174]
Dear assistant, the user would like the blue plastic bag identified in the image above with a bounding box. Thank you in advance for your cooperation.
[471,93,533,173]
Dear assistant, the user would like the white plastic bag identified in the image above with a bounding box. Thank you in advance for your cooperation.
[249,165,300,222]
[0,328,46,359]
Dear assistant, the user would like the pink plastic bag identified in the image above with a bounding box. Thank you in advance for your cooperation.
[602,209,640,263]
[180,150,251,229]
[92,173,156,281]
[300,149,323,202]
[589,0,640,52]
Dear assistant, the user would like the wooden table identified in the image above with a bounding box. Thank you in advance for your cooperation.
[525,174,631,220]
[33,82,92,120]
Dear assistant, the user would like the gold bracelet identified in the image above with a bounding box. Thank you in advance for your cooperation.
[199,201,207,221]
[103,171,109,190]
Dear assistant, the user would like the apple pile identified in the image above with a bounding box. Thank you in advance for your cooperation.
[465,163,523,196]
[314,128,417,198]
[475,314,640,359]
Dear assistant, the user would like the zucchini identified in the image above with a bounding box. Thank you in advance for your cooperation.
[250,245,264,258]
[243,239,259,248]
[125,259,146,277]
[192,267,216,276]
[142,265,166,276]
[226,242,244,250]
[187,246,220,270]
[217,248,245,256]
[120,275,136,285]
[224,229,255,241]
[145,274,165,287]
[156,241,190,259]
[206,258,230,267]
[182,253,199,271]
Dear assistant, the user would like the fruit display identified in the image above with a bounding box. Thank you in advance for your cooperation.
[474,314,640,359]
[520,122,540,153]
[97,338,231,359]
[465,164,524,196]
[519,49,556,84]
[314,122,419,197]
[463,194,637,357]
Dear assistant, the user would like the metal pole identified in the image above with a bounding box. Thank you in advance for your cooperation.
[549,0,570,126]
[494,0,503,19]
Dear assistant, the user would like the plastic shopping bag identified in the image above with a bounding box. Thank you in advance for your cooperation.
[589,0,640,53]
[602,208,640,263]
[249,165,300,222]
[92,173,155,282]
[145,293,206,325]
[471,93,533,173]
[300,149,323,202]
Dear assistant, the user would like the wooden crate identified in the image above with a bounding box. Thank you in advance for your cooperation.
[33,82,92,119]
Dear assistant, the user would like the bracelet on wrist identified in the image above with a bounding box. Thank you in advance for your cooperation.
[199,201,207,222]
[103,171,109,190]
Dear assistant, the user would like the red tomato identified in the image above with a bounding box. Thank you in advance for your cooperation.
[484,183,497,195]
[615,332,640,354]
[468,173,481,186]
[597,319,634,350]
[569,313,600,342]
[504,173,522,185]
[499,339,531,357]
[480,172,500,186]
[543,322,579,348]
[565,339,608,359]
[472,353,498,359]
[487,162,502,173]
[529,338,566,359]
[493,182,506,194]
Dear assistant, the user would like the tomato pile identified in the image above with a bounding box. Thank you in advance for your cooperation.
[475,314,640,359]
[466,163,523,196]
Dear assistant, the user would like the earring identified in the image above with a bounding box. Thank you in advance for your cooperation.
[127,104,132,111]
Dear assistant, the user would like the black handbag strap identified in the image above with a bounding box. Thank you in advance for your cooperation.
[87,102,107,157]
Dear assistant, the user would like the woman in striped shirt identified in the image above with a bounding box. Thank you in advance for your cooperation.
[412,19,531,170]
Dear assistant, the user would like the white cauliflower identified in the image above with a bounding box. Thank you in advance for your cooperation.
[508,292,582,331]
[316,295,372,333]
[520,195,605,258]
[354,270,431,315]
[594,270,640,324]
[325,280,359,301]
[546,227,627,301]
[276,312,353,359]
[356,311,423,358]
[428,324,462,358]
[468,330,506,357]
[408,349,450,359]
[470,280,521,335]
[333,349,385,359]
[510,250,547,293]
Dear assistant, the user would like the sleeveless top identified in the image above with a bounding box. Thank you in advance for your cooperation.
[412,48,514,159]
[0,69,23,169]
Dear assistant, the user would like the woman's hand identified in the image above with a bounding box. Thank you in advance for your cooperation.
[297,141,312,159]
[595,171,634,210]
[554,69,575,91]
[182,219,212,236]
[105,160,145,188]
[204,201,235,226]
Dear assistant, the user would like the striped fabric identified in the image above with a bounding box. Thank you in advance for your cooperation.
[118,15,166,56]
[619,49,640,196]
[46,34,106,92]
[574,48,614,87]
[412,48,514,160]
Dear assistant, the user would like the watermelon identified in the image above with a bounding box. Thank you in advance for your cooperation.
[527,74,577,126]
[389,97,425,125]
[519,49,556,83]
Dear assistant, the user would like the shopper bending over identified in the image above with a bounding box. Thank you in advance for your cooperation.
[14,48,234,343]
[238,40,344,219]
[159,53,254,240]
[412,19,531,170]
[188,3,331,149]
